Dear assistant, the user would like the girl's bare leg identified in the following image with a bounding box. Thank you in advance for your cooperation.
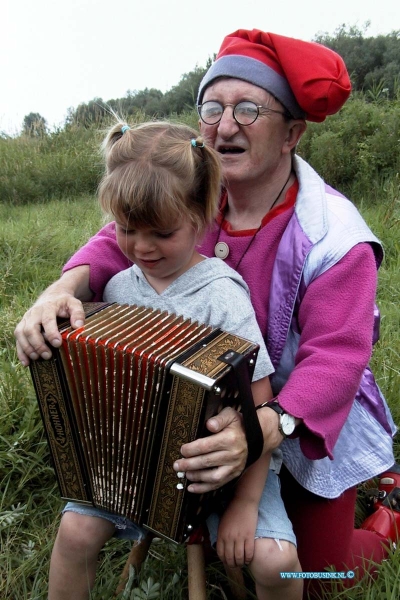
[48,512,115,600]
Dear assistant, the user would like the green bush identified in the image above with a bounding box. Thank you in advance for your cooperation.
[298,96,400,197]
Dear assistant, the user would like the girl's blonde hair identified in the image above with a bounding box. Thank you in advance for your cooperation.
[98,121,221,235]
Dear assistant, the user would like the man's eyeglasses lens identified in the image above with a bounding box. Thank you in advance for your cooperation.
[198,101,261,126]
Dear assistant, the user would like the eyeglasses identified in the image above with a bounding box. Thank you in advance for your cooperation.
[197,101,288,126]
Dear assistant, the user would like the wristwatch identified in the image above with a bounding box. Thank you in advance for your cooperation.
[256,400,296,438]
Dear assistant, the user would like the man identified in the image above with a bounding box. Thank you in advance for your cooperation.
[16,29,395,597]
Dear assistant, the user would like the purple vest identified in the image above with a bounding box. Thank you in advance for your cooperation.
[269,157,395,497]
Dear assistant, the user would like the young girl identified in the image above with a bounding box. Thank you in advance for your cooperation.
[48,121,302,600]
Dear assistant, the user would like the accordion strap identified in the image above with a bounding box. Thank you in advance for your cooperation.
[218,350,264,470]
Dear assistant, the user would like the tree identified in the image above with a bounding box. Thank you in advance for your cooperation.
[64,56,216,127]
[22,112,47,137]
[314,24,400,98]
[161,64,209,113]
[65,99,109,127]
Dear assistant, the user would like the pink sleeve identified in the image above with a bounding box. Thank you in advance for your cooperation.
[278,243,378,460]
[63,222,131,301]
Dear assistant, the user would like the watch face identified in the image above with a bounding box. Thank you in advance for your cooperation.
[281,413,296,436]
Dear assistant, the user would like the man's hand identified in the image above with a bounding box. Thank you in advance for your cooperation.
[173,404,285,493]
[14,266,91,365]
[15,295,86,365]
[173,407,248,493]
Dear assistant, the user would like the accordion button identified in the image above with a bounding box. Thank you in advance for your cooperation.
[176,483,184,490]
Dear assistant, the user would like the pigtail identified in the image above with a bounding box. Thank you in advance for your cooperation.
[101,122,133,173]
[202,144,222,226]
[189,136,221,228]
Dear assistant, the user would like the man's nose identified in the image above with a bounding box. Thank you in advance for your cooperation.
[217,106,240,137]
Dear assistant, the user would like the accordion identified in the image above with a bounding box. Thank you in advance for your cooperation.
[30,302,262,543]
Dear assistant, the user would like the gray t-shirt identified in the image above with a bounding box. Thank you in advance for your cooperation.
[104,257,273,382]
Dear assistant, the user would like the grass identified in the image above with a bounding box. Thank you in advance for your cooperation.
[0,127,102,204]
[0,187,399,599]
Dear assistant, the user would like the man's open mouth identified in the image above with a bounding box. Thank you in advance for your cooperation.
[218,146,245,154]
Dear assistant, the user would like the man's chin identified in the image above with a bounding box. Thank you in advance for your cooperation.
[220,154,245,172]
[221,161,247,182]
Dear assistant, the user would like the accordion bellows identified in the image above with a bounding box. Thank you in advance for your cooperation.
[30,303,259,542]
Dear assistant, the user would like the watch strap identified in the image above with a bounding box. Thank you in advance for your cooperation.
[256,399,291,437]
[218,350,264,470]
[256,399,283,413]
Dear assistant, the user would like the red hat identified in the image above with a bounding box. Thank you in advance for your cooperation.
[197,29,351,122]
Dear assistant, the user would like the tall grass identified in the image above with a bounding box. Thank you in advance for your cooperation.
[0,128,102,204]
[0,197,102,598]
[0,111,199,206]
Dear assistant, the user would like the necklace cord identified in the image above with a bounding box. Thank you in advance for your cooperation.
[214,169,293,270]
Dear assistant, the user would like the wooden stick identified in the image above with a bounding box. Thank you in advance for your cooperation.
[223,565,247,599]
[187,543,207,600]
[115,533,154,596]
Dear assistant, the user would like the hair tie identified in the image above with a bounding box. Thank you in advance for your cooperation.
[121,125,130,134]
[191,138,205,148]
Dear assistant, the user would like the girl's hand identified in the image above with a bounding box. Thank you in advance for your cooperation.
[216,498,258,568]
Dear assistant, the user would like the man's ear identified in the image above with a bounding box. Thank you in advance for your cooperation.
[283,120,307,154]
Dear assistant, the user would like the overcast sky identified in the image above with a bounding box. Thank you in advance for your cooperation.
[2,0,399,134]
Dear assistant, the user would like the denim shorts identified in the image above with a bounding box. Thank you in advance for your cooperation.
[207,468,296,547]
[63,468,296,546]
